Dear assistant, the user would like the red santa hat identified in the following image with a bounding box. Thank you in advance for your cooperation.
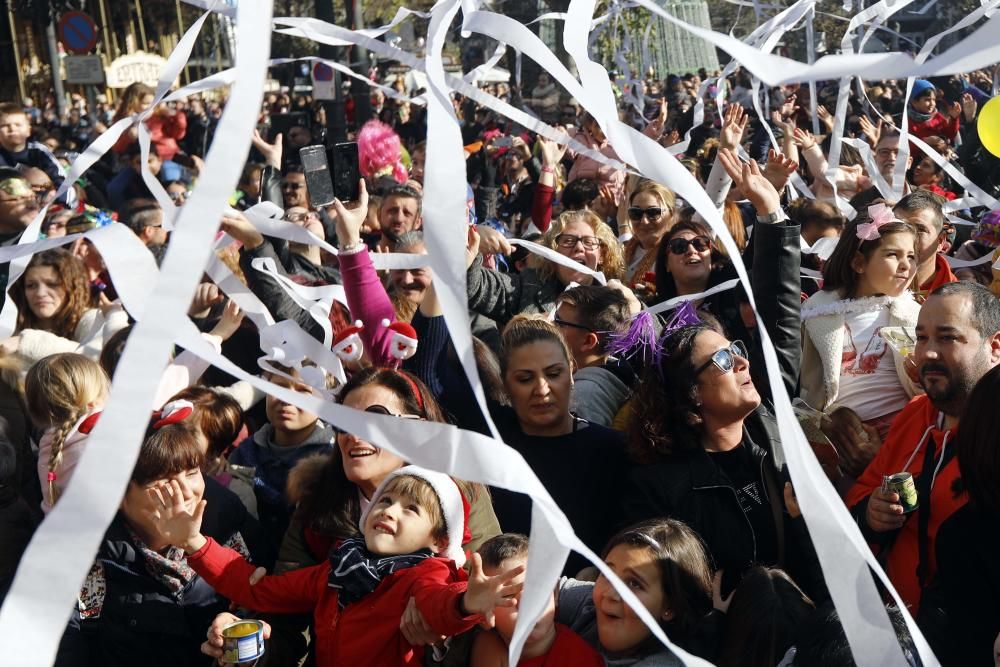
[382,318,418,361]
[333,320,365,363]
[359,465,471,567]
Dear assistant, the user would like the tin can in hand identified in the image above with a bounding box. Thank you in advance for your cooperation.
[221,620,265,664]
[884,472,919,513]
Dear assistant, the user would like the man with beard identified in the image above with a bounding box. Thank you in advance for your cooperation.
[376,184,422,250]
[847,281,1000,614]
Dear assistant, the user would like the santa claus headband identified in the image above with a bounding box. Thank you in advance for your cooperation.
[359,465,471,567]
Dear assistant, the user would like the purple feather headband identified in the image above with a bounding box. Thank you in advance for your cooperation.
[607,301,701,364]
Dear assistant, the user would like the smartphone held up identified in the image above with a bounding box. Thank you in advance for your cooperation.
[299,142,361,209]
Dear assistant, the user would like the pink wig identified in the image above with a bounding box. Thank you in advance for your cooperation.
[357,119,408,183]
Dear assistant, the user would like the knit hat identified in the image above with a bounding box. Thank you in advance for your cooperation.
[382,318,418,361]
[359,465,471,567]
[910,79,935,101]
[333,320,365,363]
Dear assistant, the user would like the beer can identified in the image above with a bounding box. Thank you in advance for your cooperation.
[221,619,266,664]
[886,472,919,513]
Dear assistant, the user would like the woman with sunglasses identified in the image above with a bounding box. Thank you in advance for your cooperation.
[253,367,500,665]
[622,154,823,600]
[622,180,677,299]
[466,209,625,327]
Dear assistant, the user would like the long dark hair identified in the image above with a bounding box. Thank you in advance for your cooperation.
[628,323,718,462]
[716,567,814,667]
[653,219,729,301]
[955,365,1000,515]
[821,212,915,297]
[602,519,713,652]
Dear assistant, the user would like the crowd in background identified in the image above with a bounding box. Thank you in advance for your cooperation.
[0,48,999,667]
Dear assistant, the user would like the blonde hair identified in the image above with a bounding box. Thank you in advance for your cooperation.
[629,180,678,217]
[535,210,625,283]
[25,354,110,506]
[499,314,572,376]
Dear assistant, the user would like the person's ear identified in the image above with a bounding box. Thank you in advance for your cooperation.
[850,251,866,275]
[430,536,448,555]
[583,332,601,354]
[988,331,1000,365]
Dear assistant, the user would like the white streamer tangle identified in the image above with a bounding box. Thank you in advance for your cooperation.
[3,0,998,665]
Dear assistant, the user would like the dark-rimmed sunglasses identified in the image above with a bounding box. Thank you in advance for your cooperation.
[694,340,748,376]
[333,404,423,435]
[552,316,594,333]
[555,233,601,250]
[627,206,664,221]
[668,236,712,255]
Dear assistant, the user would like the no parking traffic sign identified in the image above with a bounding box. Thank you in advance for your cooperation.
[58,11,98,55]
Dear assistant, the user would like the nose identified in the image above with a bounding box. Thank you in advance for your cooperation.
[533,377,551,397]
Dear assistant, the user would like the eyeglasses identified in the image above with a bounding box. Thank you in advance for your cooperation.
[333,404,423,435]
[553,317,593,333]
[694,340,749,376]
[627,206,664,221]
[168,191,187,201]
[668,236,712,255]
[554,233,601,250]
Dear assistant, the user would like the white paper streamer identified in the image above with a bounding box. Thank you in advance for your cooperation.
[508,238,608,285]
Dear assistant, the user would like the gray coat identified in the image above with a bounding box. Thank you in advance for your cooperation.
[572,365,632,427]
[466,256,565,326]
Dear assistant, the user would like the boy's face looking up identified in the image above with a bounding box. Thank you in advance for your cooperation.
[488,556,556,648]
[264,372,320,446]
[363,477,446,557]
[0,112,31,152]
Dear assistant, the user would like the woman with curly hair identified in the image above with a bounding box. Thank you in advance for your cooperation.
[4,249,128,364]
[466,209,625,327]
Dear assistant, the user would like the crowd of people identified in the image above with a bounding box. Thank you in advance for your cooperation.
[0,42,999,667]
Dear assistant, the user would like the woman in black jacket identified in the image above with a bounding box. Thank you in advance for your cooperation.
[621,150,822,599]
[55,420,261,667]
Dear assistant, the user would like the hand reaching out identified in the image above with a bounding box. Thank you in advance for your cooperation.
[209,299,245,341]
[761,148,799,193]
[718,148,781,215]
[793,127,817,151]
[537,131,568,167]
[189,282,224,318]
[770,109,796,137]
[960,92,977,122]
[461,552,525,628]
[719,104,749,151]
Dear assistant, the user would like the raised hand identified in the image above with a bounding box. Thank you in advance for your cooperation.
[251,128,283,169]
[858,115,883,147]
[793,127,818,151]
[220,211,265,251]
[718,147,781,215]
[960,92,978,122]
[719,104,749,151]
[770,109,796,137]
[189,282,224,318]
[465,225,481,269]
[461,552,525,628]
[329,179,370,248]
[537,132,568,167]
[761,148,799,192]
[209,299,245,341]
[146,478,208,554]
[816,104,835,132]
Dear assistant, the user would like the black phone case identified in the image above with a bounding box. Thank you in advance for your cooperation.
[329,142,361,202]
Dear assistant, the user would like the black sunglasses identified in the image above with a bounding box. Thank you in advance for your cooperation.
[553,316,593,333]
[668,236,712,255]
[694,340,749,376]
[333,404,423,435]
[627,206,664,221]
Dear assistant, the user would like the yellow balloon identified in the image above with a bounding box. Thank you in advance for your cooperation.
[979,95,1000,158]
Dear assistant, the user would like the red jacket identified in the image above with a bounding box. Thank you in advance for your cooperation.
[188,538,478,666]
[908,110,959,144]
[846,396,966,614]
[915,253,958,304]
[520,624,604,667]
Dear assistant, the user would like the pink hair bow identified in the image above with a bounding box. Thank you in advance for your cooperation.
[856,203,897,241]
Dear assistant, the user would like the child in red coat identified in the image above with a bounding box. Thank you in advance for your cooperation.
[149,465,523,666]
[907,79,960,145]
[470,534,604,667]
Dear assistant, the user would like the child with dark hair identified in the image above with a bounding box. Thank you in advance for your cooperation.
[470,533,603,666]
